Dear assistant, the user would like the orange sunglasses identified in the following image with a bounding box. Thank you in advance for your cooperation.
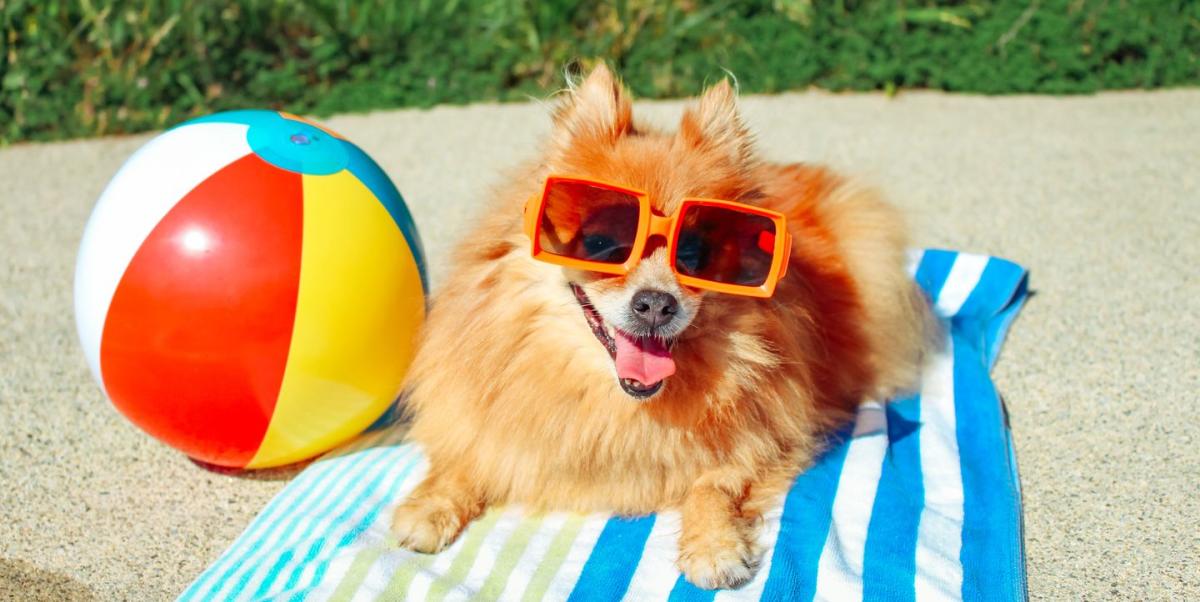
[523,175,792,297]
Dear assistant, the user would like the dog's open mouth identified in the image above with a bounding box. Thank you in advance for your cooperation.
[570,284,676,399]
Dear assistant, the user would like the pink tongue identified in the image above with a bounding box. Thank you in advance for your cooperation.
[613,330,676,386]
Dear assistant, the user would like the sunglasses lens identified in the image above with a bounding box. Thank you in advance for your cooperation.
[538,180,641,264]
[675,205,778,287]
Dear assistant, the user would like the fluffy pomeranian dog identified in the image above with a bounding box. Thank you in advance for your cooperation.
[391,65,933,589]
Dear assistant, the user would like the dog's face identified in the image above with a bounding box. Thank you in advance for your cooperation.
[532,66,760,400]
[569,242,701,399]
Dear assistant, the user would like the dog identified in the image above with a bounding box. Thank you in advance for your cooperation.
[390,64,934,589]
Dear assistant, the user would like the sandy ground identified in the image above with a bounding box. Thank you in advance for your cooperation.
[1,89,1197,600]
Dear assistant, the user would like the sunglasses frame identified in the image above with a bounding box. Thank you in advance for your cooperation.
[523,175,792,297]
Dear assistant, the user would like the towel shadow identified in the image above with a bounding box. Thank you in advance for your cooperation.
[0,558,97,601]
[888,412,922,444]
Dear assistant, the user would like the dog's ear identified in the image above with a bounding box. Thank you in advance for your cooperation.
[553,64,633,148]
[678,79,753,165]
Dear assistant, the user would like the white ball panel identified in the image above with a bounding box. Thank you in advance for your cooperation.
[73,122,253,391]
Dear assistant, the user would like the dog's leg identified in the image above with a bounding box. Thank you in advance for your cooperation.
[676,470,762,590]
[391,463,485,554]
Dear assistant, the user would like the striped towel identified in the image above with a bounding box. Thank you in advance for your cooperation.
[180,249,1029,601]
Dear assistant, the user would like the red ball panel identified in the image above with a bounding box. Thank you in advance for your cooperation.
[100,154,304,467]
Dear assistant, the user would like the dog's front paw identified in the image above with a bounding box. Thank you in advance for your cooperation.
[390,496,469,554]
[676,528,759,590]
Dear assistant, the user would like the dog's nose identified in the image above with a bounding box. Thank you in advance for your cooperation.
[630,289,679,329]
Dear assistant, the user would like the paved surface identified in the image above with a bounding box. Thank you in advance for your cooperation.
[1,89,1197,600]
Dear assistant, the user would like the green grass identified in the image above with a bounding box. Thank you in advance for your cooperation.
[2,0,1197,144]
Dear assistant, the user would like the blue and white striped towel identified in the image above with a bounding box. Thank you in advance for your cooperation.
[181,249,1029,601]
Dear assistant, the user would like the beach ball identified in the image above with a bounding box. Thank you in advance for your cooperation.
[74,110,427,469]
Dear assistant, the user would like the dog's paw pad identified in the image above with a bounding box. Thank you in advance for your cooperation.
[677,540,758,590]
[390,499,464,554]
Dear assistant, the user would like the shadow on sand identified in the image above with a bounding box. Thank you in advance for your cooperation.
[0,558,97,601]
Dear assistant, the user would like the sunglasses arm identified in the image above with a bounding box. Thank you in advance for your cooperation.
[522,196,538,241]
[780,230,792,279]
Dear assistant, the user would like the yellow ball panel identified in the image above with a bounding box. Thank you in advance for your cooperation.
[246,170,425,468]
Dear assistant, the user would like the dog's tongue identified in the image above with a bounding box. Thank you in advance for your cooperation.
[613,330,676,386]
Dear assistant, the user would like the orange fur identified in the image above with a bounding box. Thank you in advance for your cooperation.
[391,65,934,589]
